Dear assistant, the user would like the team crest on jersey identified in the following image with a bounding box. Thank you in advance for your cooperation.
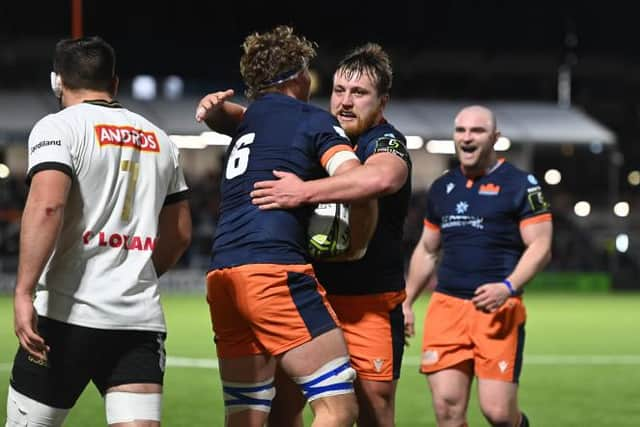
[446,183,455,194]
[95,125,160,152]
[478,183,500,195]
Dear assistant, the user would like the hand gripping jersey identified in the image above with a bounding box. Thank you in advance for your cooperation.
[27,100,189,332]
[209,93,354,270]
[424,160,552,299]
[315,122,412,295]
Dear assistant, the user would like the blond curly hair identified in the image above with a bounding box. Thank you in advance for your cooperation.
[240,25,317,100]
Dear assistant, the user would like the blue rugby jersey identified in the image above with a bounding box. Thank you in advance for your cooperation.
[425,160,552,299]
[209,93,353,270]
[315,122,412,295]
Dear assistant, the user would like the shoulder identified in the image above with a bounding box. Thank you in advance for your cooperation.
[500,161,542,189]
[361,122,406,146]
[29,109,76,138]
[303,105,345,136]
[359,122,410,161]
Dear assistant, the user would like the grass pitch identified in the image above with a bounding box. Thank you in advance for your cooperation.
[1,292,639,426]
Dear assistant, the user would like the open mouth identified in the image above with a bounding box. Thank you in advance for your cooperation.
[460,145,477,153]
[338,111,356,119]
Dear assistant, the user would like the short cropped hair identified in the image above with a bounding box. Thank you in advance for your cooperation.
[336,43,392,96]
[240,25,316,100]
[53,36,116,93]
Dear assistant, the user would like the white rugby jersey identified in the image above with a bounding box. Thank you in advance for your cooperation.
[27,100,189,332]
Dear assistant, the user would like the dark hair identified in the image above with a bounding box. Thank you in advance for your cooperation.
[240,25,316,100]
[53,36,116,93]
[336,43,392,96]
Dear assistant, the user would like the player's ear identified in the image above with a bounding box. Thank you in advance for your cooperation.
[379,93,389,110]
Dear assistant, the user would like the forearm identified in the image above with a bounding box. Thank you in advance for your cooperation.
[203,103,245,136]
[324,199,378,262]
[15,200,64,296]
[405,246,437,305]
[151,242,188,277]
[152,201,192,276]
[507,239,552,291]
[303,163,397,204]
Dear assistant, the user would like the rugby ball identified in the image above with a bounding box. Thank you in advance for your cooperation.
[307,203,350,258]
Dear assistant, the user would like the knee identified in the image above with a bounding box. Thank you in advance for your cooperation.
[432,395,466,423]
[313,396,358,426]
[480,402,513,427]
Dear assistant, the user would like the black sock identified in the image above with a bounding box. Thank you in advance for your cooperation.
[519,412,530,427]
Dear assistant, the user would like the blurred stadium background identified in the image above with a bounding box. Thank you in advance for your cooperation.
[1,1,639,425]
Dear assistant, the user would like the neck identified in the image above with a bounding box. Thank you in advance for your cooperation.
[62,89,113,108]
[462,155,499,177]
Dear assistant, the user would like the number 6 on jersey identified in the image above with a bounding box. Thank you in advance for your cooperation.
[225,133,255,179]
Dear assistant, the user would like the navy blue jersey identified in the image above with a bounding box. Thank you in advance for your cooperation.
[425,160,552,299]
[315,122,412,295]
[209,93,353,270]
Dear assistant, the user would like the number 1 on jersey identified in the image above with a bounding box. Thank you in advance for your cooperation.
[120,160,140,222]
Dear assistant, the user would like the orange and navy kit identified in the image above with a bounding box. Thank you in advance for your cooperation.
[207,93,354,358]
[315,122,412,380]
[421,160,551,381]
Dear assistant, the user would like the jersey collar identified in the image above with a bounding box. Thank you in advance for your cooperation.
[83,99,123,108]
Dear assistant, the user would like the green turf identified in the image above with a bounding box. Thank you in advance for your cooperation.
[1,292,639,426]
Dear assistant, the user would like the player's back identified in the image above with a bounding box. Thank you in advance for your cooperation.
[28,100,187,330]
[210,93,349,270]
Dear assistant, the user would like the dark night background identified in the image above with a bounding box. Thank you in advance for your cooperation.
[0,1,638,280]
[2,2,639,163]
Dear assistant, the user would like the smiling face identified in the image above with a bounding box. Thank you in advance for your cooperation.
[330,69,387,139]
[453,106,500,176]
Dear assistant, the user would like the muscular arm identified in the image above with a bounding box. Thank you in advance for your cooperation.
[472,219,553,311]
[403,225,440,338]
[323,199,378,262]
[405,225,440,306]
[251,152,409,208]
[151,200,192,277]
[15,170,71,358]
[507,220,553,291]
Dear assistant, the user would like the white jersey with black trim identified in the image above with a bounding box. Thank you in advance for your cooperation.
[27,100,189,332]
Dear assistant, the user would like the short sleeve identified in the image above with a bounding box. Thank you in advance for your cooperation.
[424,184,441,229]
[26,115,74,183]
[305,110,353,168]
[516,173,552,222]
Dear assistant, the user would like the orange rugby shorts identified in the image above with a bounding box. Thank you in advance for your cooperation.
[206,263,339,358]
[421,291,526,382]
[328,290,406,381]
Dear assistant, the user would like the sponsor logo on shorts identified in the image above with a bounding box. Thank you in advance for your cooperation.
[95,124,160,152]
[422,350,439,365]
[31,139,61,154]
[373,358,385,373]
[83,230,157,251]
[27,355,48,367]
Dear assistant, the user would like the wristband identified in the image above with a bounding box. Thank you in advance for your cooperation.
[502,279,517,296]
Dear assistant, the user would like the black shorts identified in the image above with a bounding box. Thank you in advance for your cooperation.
[10,316,166,409]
